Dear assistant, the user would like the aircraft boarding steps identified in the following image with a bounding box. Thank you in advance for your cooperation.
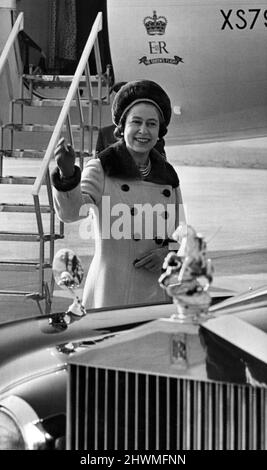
[0,12,109,314]
[0,69,111,164]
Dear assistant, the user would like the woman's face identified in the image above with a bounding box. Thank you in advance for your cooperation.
[123,103,160,161]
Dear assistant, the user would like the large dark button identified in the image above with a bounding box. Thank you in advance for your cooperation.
[162,189,171,197]
[154,237,164,245]
[130,207,138,216]
[121,184,130,192]
[162,210,169,220]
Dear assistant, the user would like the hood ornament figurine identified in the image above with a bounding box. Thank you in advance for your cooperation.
[49,249,86,330]
[159,225,214,323]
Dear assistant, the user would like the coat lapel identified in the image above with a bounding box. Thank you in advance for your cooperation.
[99,140,179,187]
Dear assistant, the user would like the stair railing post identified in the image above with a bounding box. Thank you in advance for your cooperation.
[8,89,14,152]
[0,13,24,78]
[39,236,45,298]
[75,88,85,166]
[33,193,44,238]
[45,169,55,265]
[13,22,24,78]
[66,113,74,149]
[0,13,24,156]
[28,64,33,101]
[19,75,24,125]
[0,128,4,168]
[94,37,103,130]
[59,220,64,238]
[33,193,45,301]
[105,64,112,105]
[85,62,94,157]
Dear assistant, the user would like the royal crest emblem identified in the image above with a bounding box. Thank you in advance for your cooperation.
[144,10,167,35]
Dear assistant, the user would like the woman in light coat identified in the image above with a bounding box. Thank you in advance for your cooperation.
[52,80,183,309]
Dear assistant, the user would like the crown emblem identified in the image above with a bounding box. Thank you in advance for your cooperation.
[143,10,167,35]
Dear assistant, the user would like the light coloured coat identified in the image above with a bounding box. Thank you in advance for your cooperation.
[52,142,183,309]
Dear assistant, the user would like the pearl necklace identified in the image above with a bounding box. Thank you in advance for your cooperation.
[138,158,151,178]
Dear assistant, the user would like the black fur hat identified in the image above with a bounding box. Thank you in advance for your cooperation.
[112,80,172,135]
[110,81,127,94]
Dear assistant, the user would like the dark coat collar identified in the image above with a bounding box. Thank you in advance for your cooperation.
[98,140,179,187]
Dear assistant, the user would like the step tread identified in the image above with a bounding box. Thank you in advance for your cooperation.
[0,149,45,158]
[0,203,51,213]
[0,260,51,265]
[23,74,100,85]
[2,123,99,132]
[0,290,43,297]
[0,176,36,184]
[0,261,51,271]
[0,232,64,241]
[0,149,92,159]
[13,98,98,107]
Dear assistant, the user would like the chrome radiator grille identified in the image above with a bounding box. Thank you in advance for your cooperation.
[67,365,267,450]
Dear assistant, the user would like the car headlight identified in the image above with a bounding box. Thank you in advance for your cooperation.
[0,396,50,450]
[0,408,25,449]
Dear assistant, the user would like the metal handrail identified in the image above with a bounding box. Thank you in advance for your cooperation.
[0,12,24,78]
[32,12,103,197]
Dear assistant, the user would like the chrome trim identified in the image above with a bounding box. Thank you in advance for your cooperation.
[68,366,267,450]
[0,363,66,396]
[84,367,89,450]
[124,372,129,450]
[104,369,108,450]
[226,384,234,449]
[238,386,246,449]
[145,374,149,450]
[216,383,224,449]
[155,375,159,450]
[209,285,267,313]
[176,379,181,448]
[74,365,79,450]
[186,380,191,450]
[261,389,267,448]
[193,381,201,450]
[94,368,99,450]
[166,377,170,450]
[249,388,257,450]
[114,370,119,450]
[134,373,138,450]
